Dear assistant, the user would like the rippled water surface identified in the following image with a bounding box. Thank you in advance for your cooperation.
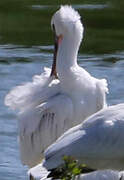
[1,0,124,179]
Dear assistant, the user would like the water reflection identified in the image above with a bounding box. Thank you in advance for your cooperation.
[31,4,109,10]
[31,5,53,10]
[1,44,124,63]
[73,4,108,9]
[0,44,54,65]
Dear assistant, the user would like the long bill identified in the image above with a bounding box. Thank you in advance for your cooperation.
[50,31,58,78]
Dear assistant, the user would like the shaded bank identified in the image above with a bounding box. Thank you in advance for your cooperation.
[0,0,124,54]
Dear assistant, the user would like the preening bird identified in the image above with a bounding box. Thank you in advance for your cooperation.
[43,104,124,172]
[4,5,108,168]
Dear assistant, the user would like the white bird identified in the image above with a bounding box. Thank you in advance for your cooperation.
[4,5,108,168]
[43,104,124,172]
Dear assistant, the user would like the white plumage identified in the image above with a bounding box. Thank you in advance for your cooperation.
[43,104,124,171]
[5,5,108,168]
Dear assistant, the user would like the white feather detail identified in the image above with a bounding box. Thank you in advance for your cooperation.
[43,104,124,171]
[59,5,81,22]
[4,67,60,112]
[18,94,73,167]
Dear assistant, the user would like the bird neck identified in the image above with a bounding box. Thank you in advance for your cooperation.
[56,34,81,79]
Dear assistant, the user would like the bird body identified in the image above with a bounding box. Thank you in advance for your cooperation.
[59,65,107,125]
[43,104,124,171]
[52,5,108,125]
[5,5,108,168]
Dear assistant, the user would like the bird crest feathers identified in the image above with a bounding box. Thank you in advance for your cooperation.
[58,5,81,23]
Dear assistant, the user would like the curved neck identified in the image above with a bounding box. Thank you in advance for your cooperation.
[56,34,81,78]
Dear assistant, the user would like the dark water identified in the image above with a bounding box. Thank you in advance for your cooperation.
[1,1,124,179]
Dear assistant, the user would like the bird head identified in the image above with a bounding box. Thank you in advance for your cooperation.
[51,5,83,40]
[50,5,84,77]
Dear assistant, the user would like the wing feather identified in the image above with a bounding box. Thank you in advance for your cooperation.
[19,94,73,167]
[43,104,124,170]
[4,67,60,112]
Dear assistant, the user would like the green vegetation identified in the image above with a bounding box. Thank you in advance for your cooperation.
[48,156,95,180]
[0,0,124,54]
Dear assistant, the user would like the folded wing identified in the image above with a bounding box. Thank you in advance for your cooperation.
[19,94,73,167]
[43,104,124,171]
